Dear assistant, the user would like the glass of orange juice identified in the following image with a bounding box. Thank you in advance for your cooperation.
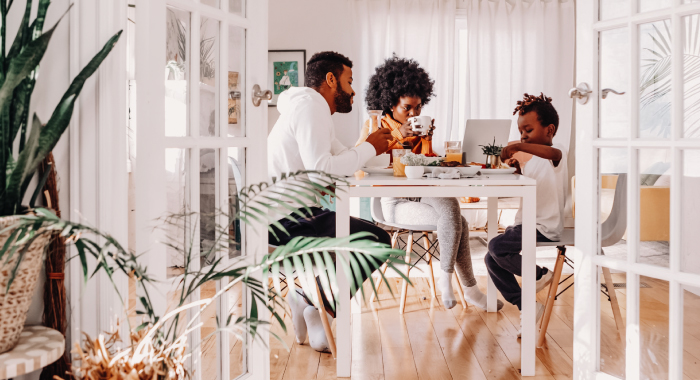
[392,149,410,177]
[444,141,462,163]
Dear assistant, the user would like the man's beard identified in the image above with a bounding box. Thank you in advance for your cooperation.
[334,86,353,113]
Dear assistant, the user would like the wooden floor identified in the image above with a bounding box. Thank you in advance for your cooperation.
[269,273,700,380]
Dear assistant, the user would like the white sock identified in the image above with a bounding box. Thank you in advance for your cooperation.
[438,270,457,309]
[286,289,310,344]
[303,306,333,353]
[463,284,504,311]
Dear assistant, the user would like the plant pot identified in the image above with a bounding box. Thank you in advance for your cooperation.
[486,155,501,169]
[0,215,51,354]
[404,166,425,179]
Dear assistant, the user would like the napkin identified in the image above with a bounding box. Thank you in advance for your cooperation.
[433,168,460,179]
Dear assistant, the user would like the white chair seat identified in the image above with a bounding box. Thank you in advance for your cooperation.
[536,228,575,247]
[381,220,437,232]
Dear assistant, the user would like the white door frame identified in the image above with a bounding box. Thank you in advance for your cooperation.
[68,0,129,351]
[574,1,700,379]
[135,0,269,379]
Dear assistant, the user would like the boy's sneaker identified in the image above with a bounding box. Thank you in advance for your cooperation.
[517,301,545,338]
[536,268,554,293]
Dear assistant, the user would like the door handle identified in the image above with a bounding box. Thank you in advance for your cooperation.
[601,88,626,99]
[252,84,272,107]
[569,82,592,104]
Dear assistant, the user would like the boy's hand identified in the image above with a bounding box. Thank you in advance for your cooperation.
[501,143,521,161]
[506,158,522,175]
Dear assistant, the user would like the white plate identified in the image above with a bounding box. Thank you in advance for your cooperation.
[424,165,480,176]
[362,167,393,175]
[479,167,517,174]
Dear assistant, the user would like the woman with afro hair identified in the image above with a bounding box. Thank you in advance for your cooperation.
[356,56,502,311]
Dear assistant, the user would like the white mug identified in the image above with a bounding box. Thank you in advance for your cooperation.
[408,116,433,136]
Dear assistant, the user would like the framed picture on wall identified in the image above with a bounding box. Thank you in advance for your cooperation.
[268,50,306,107]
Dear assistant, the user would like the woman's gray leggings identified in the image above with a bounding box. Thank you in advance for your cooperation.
[380,197,477,287]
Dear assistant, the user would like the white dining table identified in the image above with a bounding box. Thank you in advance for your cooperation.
[334,173,538,377]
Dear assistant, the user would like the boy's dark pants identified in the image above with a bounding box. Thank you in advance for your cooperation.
[484,224,553,310]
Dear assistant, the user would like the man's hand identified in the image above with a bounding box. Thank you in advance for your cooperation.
[500,143,521,161]
[506,158,522,174]
[319,185,336,197]
[366,128,393,155]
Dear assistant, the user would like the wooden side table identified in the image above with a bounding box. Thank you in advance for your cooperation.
[0,326,65,379]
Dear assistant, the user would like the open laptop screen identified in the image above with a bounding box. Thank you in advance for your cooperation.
[462,119,512,164]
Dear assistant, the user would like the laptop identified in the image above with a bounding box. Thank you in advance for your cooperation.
[462,119,513,164]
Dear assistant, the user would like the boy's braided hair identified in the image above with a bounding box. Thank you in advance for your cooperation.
[513,92,559,134]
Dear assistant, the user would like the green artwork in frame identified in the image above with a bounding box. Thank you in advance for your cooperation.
[273,61,299,94]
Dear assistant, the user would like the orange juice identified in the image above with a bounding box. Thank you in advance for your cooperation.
[393,160,406,177]
[446,152,462,163]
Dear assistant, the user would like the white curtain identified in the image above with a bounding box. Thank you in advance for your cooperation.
[351,0,457,155]
[462,0,575,150]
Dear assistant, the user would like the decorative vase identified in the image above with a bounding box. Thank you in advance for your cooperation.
[404,166,425,179]
[0,215,51,354]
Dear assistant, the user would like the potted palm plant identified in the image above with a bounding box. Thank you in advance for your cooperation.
[2,171,409,379]
[0,1,121,354]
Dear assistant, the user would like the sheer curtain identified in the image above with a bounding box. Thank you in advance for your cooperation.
[351,0,457,155]
[461,0,575,150]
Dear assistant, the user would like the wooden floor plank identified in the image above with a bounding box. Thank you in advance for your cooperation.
[403,310,454,380]
[282,342,321,380]
[430,308,488,380]
[350,313,385,380]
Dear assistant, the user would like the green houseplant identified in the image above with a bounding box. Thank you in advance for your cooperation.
[1,170,410,379]
[480,137,503,168]
[0,0,122,354]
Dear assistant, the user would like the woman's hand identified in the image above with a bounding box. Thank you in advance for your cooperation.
[398,120,415,138]
[424,119,436,140]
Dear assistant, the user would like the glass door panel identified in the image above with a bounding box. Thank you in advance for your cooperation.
[228,26,246,137]
[600,0,628,21]
[639,20,672,139]
[683,14,700,139]
[681,150,700,274]
[600,28,630,138]
[598,148,628,260]
[201,18,220,137]
[637,149,670,268]
[166,8,190,137]
[599,268,626,379]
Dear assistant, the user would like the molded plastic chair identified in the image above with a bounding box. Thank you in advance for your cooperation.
[537,174,627,347]
[368,197,467,313]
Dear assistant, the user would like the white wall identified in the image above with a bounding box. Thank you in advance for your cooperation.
[268,0,360,147]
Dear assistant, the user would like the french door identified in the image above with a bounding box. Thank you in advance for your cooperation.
[134,1,269,380]
[575,0,700,379]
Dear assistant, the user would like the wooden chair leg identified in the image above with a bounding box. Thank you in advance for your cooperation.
[423,233,437,300]
[453,272,467,308]
[538,246,566,348]
[602,266,626,342]
[369,264,388,304]
[314,279,337,358]
[370,231,398,304]
[400,232,414,314]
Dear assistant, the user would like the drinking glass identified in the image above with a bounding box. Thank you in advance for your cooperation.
[392,149,410,177]
[445,141,462,163]
[368,110,383,133]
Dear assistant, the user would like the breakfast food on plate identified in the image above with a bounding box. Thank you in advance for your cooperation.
[438,161,466,167]
[459,197,481,203]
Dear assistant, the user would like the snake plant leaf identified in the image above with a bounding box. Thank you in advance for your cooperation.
[0,21,57,111]
[3,0,33,73]
[1,113,42,214]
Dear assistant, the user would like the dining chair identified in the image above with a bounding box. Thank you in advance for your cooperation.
[537,173,627,347]
[367,197,467,313]
[267,244,337,357]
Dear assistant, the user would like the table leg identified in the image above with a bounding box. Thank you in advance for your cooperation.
[521,187,537,376]
[486,197,499,312]
[335,192,352,378]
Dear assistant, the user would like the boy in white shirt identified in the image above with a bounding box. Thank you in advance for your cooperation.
[484,93,568,338]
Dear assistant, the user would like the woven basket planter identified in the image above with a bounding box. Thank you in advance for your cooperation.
[0,215,51,354]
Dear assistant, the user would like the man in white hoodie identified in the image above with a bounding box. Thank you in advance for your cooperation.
[268,51,393,352]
